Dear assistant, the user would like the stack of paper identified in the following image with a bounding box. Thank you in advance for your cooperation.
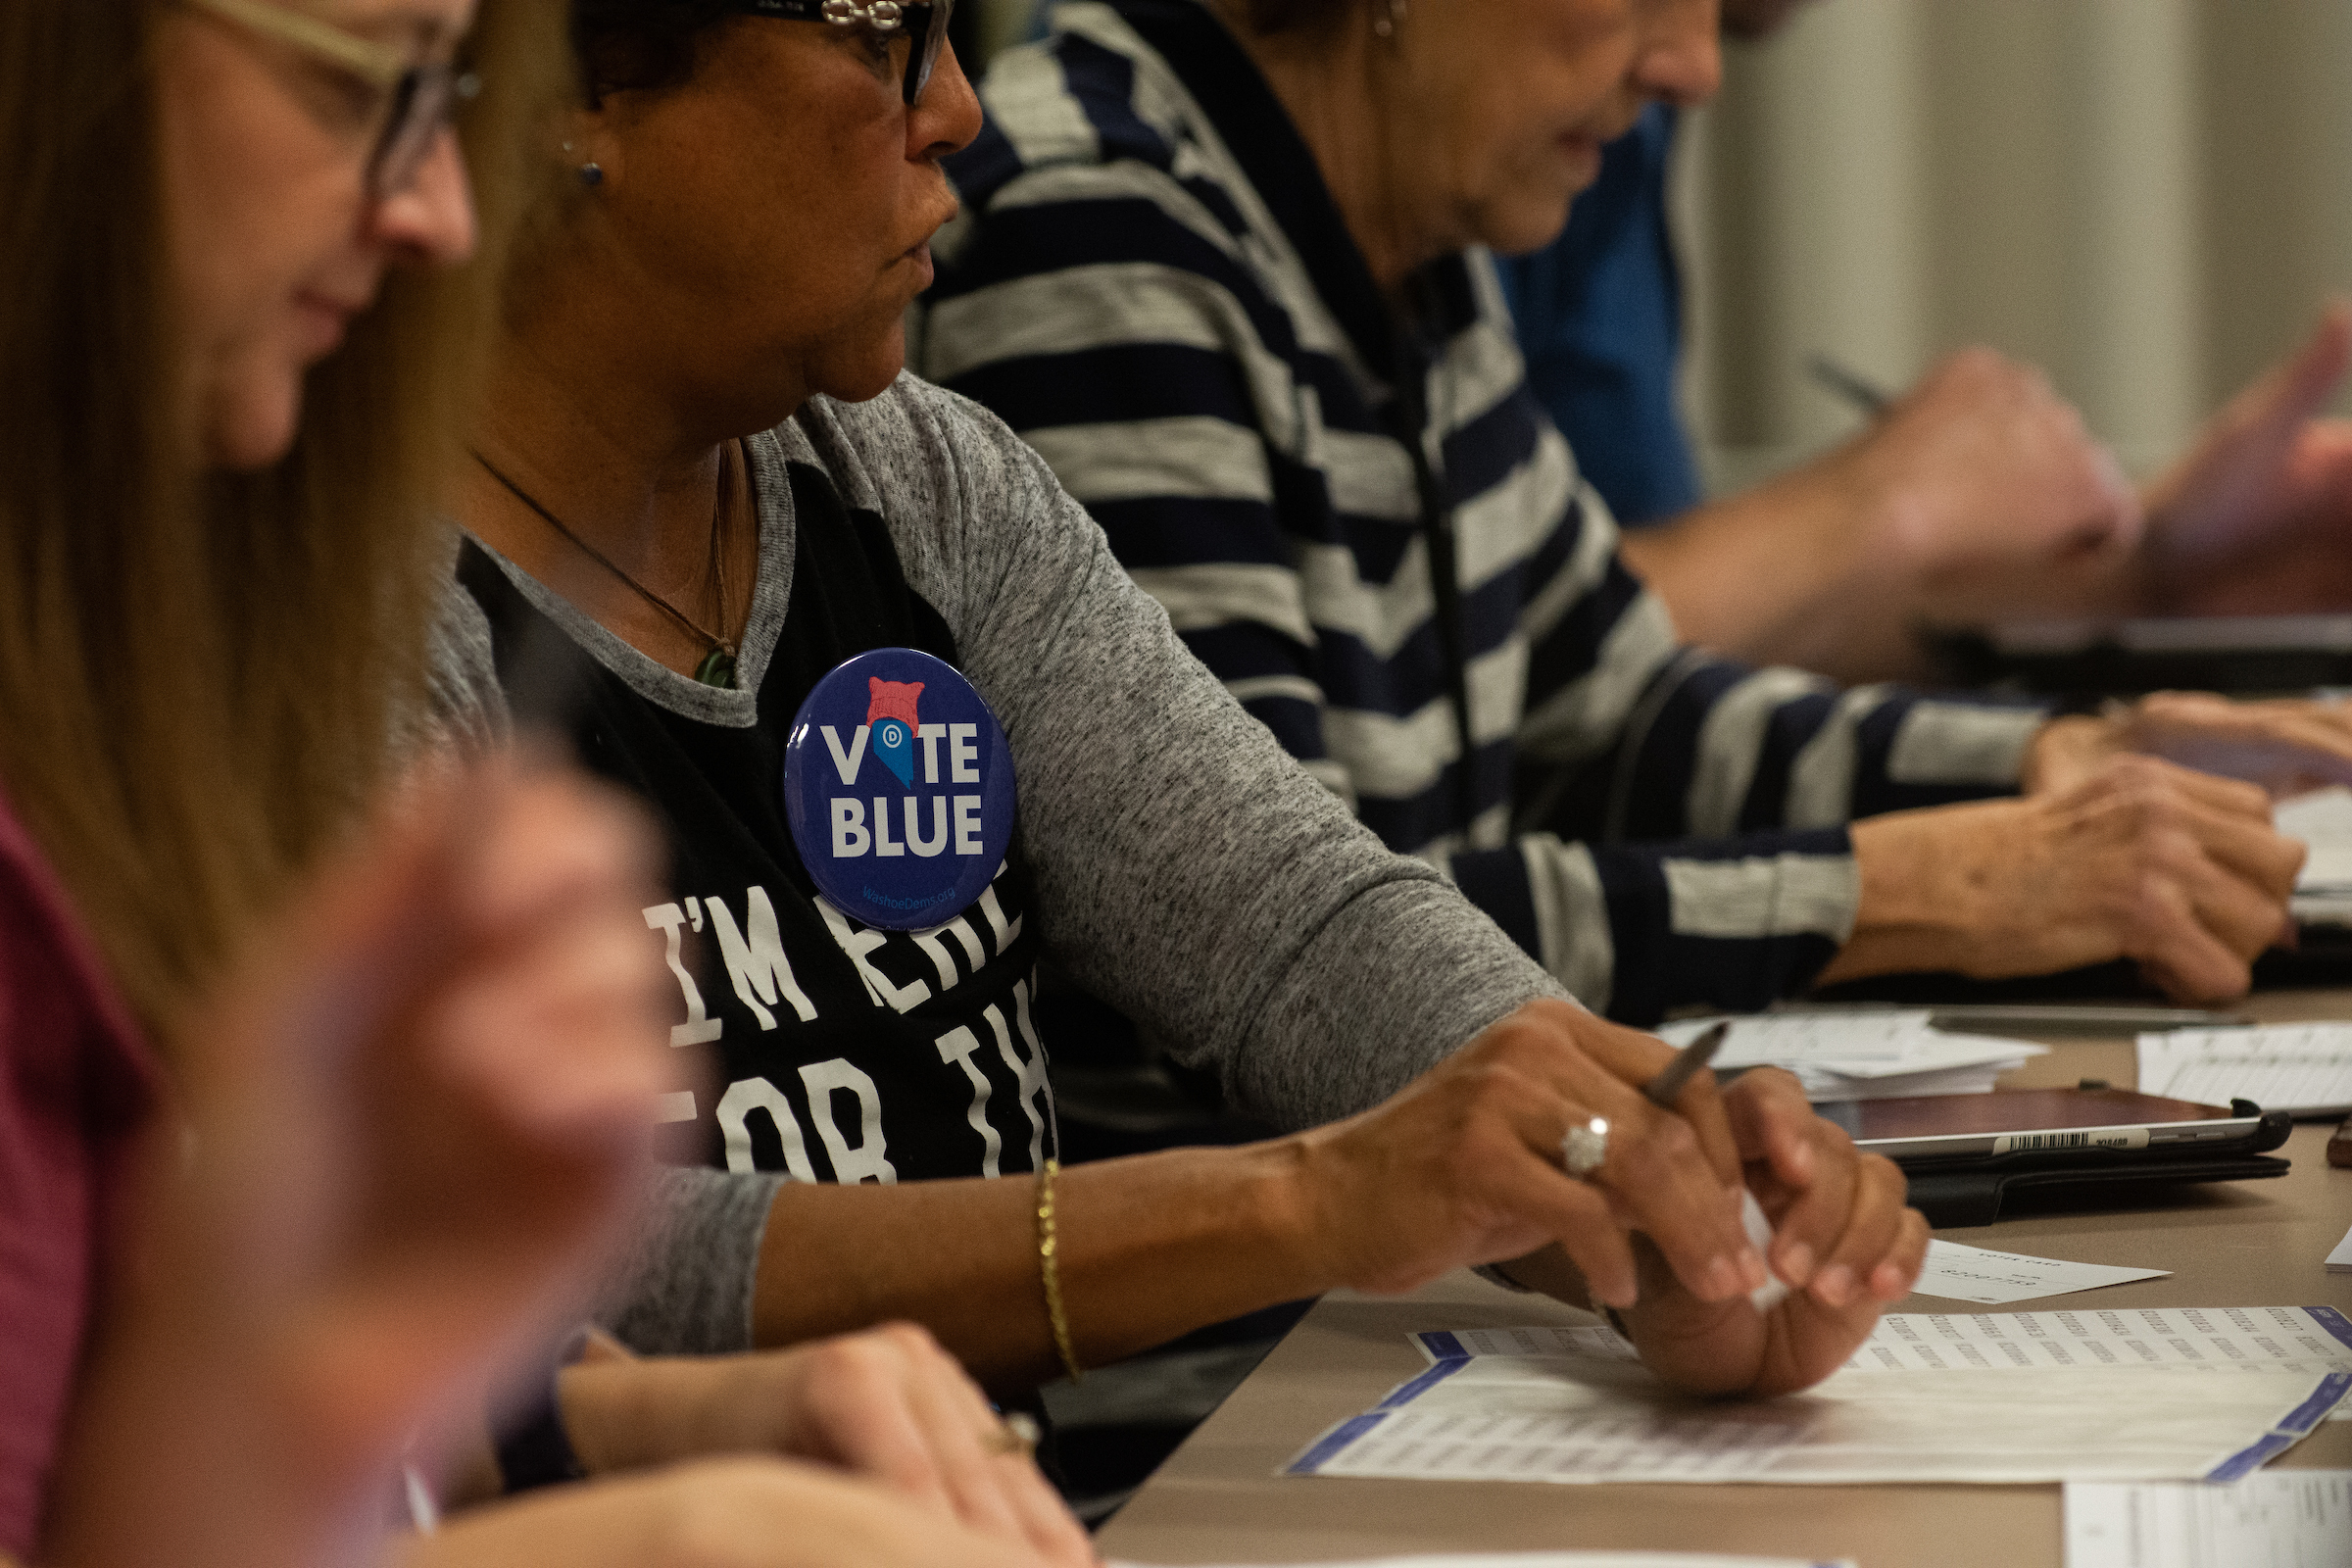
[2329,1224,2352,1275]
[2278,786,2352,925]
[2135,1024,2352,1116]
[1656,1011,2045,1101]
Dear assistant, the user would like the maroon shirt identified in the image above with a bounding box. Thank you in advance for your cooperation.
[0,787,160,1558]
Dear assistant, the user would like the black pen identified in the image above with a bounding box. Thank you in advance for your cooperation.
[1806,354,1892,417]
[1645,1020,1730,1107]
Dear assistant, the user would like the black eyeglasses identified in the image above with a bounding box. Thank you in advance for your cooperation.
[185,0,479,201]
[728,0,956,107]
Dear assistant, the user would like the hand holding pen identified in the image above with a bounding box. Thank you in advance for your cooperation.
[1630,1024,1790,1313]
[1547,1016,1925,1396]
[1559,1021,1788,1313]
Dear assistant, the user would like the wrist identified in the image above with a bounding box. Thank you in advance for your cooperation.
[1821,808,2000,984]
[1265,1134,1345,1286]
[1811,427,1944,579]
[1269,1129,1374,1296]
[556,1356,731,1477]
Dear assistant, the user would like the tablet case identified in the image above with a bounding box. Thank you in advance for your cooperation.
[1898,1099,2294,1228]
[1905,1152,2292,1228]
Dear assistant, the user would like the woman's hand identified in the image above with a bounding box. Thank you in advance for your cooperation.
[2142,304,2352,615]
[556,1327,1091,1568]
[1608,1069,1927,1396]
[2028,691,2352,801]
[1848,348,2143,605]
[1825,756,2303,1003]
[1288,1000,1772,1313]
[198,759,675,1460]
[400,1457,1066,1568]
[44,758,672,1568]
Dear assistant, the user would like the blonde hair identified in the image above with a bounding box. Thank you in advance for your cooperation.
[0,0,568,1036]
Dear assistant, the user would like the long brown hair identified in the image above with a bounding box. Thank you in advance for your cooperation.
[0,0,567,1037]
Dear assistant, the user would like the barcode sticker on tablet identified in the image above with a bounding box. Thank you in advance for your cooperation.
[1990,1128,2150,1154]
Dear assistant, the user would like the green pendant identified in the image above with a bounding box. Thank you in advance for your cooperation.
[695,647,738,689]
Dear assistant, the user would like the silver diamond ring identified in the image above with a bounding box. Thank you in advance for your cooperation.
[1562,1116,1610,1179]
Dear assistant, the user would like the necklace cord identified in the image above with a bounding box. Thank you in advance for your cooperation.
[468,448,739,671]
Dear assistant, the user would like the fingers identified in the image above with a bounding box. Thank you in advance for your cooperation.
[2134,766,2304,901]
[2132,884,2258,1004]
[2098,827,2267,1003]
[2104,745,2277,817]
[1491,1008,1765,1301]
[2131,692,2352,795]
[429,897,673,1142]
[791,1328,1091,1568]
[2251,302,2352,433]
[1796,1152,1917,1309]
[788,1337,954,1507]
[1894,347,2143,564]
[2080,441,2146,556]
[1503,1068,1761,1302]
[1721,1071,1845,1292]
[1507,1004,1745,1184]
[455,762,665,944]
[2042,755,2296,998]
[2172,821,2302,950]
[991,1431,1095,1568]
[1721,1072,1924,1310]
[896,1336,1059,1559]
[1323,1004,1770,1311]
[1868,1205,1933,1302]
[1491,1101,1644,1307]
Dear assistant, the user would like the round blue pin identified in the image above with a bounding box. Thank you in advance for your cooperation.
[782,649,1017,931]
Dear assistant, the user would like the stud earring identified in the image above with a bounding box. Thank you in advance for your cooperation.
[563,141,605,188]
[1372,0,1403,36]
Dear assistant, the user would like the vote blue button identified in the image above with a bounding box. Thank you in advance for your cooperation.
[782,649,1017,931]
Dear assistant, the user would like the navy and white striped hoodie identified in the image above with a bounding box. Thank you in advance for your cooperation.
[916,0,2045,1023]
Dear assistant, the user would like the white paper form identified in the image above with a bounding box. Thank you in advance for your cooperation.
[2278,787,2352,889]
[1283,1354,2350,1486]
[1842,1306,2352,1389]
[1114,1556,1854,1568]
[1415,1306,2352,1418]
[2135,1025,2352,1117]
[1654,1013,2045,1101]
[2066,1471,2352,1568]
[1907,1240,2170,1304]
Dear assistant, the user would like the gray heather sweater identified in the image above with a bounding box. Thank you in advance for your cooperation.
[433,371,1567,1352]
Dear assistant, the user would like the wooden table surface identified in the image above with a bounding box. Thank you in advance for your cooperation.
[1097,993,2352,1567]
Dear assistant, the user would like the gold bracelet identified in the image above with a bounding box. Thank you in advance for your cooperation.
[1035,1157,1084,1384]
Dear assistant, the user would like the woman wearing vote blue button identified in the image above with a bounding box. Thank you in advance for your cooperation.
[433,0,1925,1411]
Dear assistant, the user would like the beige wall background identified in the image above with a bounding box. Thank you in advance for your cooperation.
[1679,0,2352,486]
